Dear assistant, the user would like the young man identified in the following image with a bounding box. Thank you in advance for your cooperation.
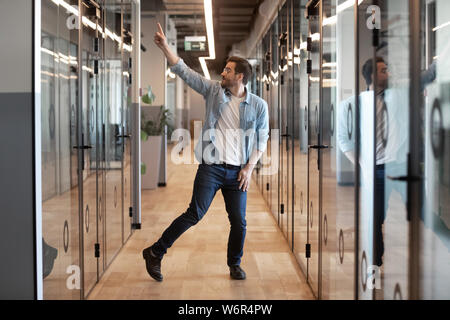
[142,23,269,281]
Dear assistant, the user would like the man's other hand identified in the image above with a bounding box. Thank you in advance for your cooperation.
[238,166,252,192]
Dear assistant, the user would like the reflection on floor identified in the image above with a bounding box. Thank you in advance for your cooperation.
[87,152,314,300]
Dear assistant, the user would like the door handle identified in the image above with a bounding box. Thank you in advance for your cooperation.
[387,175,422,182]
[308,145,329,150]
[73,145,93,150]
[73,145,92,170]
[117,134,132,138]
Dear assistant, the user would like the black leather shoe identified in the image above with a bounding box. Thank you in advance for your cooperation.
[229,265,246,280]
[143,247,163,282]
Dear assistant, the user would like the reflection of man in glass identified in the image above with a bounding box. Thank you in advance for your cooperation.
[338,57,437,267]
[362,57,403,267]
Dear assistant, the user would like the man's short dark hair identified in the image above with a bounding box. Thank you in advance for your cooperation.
[226,56,252,85]
[362,56,386,88]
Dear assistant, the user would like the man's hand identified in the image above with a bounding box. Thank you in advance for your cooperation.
[154,23,167,50]
[154,23,179,66]
[238,166,253,192]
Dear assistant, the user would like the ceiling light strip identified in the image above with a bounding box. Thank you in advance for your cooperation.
[199,0,215,79]
[51,0,132,52]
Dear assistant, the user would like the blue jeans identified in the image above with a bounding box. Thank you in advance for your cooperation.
[151,163,247,267]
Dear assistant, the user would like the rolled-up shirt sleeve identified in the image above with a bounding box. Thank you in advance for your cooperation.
[255,100,270,153]
[170,58,215,97]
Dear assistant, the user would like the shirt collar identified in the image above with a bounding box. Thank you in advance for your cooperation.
[224,87,250,105]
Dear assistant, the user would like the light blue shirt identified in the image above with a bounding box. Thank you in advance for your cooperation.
[170,58,270,166]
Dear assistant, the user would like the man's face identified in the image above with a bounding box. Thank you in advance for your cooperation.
[376,62,390,90]
[221,62,242,88]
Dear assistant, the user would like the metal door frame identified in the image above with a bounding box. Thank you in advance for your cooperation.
[408,0,422,300]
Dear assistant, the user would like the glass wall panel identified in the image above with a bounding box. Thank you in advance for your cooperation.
[104,0,124,267]
[293,0,309,277]
[40,0,136,300]
[307,0,321,297]
[417,0,450,300]
[321,0,356,300]
[270,20,280,223]
[79,2,104,296]
[122,1,133,242]
[355,0,375,300]
[373,0,411,300]
[287,0,294,249]
[279,1,291,242]
[41,0,81,300]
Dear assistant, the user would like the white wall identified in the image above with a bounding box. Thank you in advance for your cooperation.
[0,0,32,93]
[141,14,166,107]
[188,88,205,126]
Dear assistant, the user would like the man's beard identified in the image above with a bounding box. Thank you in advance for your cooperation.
[221,79,228,88]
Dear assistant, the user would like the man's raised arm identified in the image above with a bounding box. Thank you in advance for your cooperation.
[154,22,179,66]
[154,23,214,97]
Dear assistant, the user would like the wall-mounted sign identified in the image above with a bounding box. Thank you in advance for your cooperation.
[184,36,206,51]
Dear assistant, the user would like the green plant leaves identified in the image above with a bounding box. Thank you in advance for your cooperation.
[141,106,173,137]
[142,85,156,105]
[141,129,148,142]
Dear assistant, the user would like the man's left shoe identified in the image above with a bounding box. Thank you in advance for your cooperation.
[142,247,163,282]
[229,265,246,280]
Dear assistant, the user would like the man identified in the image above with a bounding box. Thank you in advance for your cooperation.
[338,56,437,267]
[142,23,269,281]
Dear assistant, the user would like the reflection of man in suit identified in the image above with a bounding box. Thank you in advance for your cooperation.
[362,57,404,267]
[337,57,437,267]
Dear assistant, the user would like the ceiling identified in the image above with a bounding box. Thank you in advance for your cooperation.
[142,0,263,76]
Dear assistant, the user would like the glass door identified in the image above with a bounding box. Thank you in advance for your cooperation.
[103,0,124,267]
[270,22,280,223]
[306,0,321,297]
[374,0,411,300]
[293,0,309,277]
[354,0,413,300]
[121,1,133,243]
[355,0,375,300]
[321,0,356,299]
[41,0,81,300]
[79,1,104,297]
[279,1,292,243]
[414,0,450,300]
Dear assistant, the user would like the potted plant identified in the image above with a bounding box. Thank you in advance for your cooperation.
[141,105,173,189]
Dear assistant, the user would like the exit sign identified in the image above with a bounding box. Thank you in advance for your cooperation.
[184,36,206,51]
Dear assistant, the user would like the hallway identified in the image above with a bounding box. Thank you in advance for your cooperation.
[87,155,314,300]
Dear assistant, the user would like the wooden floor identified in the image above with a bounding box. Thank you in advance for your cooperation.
[87,153,314,300]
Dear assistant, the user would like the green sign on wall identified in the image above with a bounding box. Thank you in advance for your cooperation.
[184,36,206,51]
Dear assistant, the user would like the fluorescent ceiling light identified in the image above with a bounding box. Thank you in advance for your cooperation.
[433,21,450,32]
[204,0,215,59]
[51,0,132,52]
[323,0,363,26]
[199,58,211,80]
[323,62,337,68]
[166,68,176,79]
[199,0,215,79]
[185,36,206,42]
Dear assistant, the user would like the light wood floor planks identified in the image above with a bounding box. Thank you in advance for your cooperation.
[87,155,314,300]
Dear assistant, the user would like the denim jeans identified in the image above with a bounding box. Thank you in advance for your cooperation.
[151,163,247,267]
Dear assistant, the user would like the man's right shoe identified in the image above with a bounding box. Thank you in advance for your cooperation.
[229,265,246,280]
[142,247,163,282]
